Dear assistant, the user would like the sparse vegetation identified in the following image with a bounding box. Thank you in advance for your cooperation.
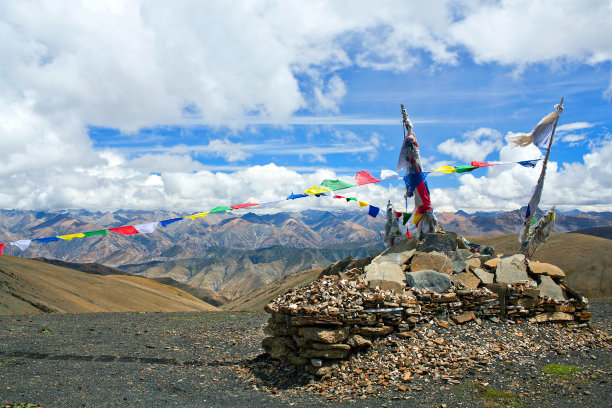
[541,363,582,375]
[1,403,41,408]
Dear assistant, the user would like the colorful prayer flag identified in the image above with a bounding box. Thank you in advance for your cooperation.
[320,179,355,190]
[82,229,109,237]
[160,217,182,227]
[402,212,412,225]
[230,203,259,209]
[358,201,368,208]
[33,236,61,243]
[518,159,539,168]
[108,226,139,235]
[355,171,381,185]
[58,233,86,241]
[135,222,158,234]
[433,166,457,174]
[454,165,477,173]
[210,206,232,213]
[368,206,380,218]
[380,170,400,181]
[287,193,308,200]
[0,243,4,256]
[186,212,209,220]
[304,185,331,195]
[10,240,31,251]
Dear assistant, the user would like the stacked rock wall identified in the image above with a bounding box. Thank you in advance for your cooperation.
[262,233,590,376]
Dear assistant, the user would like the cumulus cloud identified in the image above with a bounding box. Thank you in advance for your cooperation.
[1,1,611,214]
[437,128,503,162]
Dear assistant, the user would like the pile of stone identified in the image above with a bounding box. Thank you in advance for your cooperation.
[262,232,590,375]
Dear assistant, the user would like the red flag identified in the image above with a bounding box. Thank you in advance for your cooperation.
[230,203,259,209]
[109,226,139,235]
[355,171,381,185]
[471,161,496,167]
[395,211,402,218]
[333,195,345,199]
[0,243,4,256]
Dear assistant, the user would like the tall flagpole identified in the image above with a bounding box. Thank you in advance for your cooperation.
[519,97,564,255]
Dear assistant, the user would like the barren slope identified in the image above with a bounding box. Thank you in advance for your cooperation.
[0,255,219,314]
[467,232,612,298]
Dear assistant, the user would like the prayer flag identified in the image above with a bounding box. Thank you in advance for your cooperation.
[507,107,563,148]
[160,217,182,227]
[321,179,355,191]
[433,166,456,174]
[186,212,209,220]
[380,170,400,180]
[358,201,368,208]
[333,195,345,199]
[470,161,495,168]
[355,171,381,185]
[0,243,4,256]
[210,206,232,213]
[304,185,331,195]
[58,233,86,241]
[346,197,357,202]
[412,213,423,225]
[402,212,412,225]
[403,172,429,194]
[135,222,158,234]
[230,203,259,209]
[33,236,61,243]
[259,198,283,208]
[287,193,308,200]
[454,165,477,173]
[10,240,31,251]
[395,211,402,218]
[82,229,109,237]
[518,159,539,168]
[368,205,380,218]
[109,226,139,235]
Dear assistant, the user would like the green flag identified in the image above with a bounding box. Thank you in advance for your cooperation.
[321,179,356,191]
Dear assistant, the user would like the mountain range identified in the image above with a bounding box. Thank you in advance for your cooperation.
[0,208,610,300]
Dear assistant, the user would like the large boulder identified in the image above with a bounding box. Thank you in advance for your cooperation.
[346,334,372,350]
[405,270,452,293]
[452,259,468,273]
[537,275,568,302]
[465,258,482,271]
[417,233,458,253]
[372,249,416,266]
[495,254,533,284]
[410,252,453,275]
[364,262,407,293]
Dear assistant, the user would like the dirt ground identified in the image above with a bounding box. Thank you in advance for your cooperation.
[1,300,611,407]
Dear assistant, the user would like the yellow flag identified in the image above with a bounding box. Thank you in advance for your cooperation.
[304,185,331,195]
[58,233,86,241]
[412,213,423,225]
[186,212,209,220]
[433,165,457,173]
[358,201,369,208]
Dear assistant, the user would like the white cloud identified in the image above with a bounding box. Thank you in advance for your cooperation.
[1,1,611,214]
[556,122,596,132]
[437,127,503,162]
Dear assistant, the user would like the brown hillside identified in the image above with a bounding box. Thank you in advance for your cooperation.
[0,255,219,314]
[467,232,612,298]
[222,268,322,312]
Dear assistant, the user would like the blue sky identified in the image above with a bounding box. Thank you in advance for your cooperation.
[1,1,611,214]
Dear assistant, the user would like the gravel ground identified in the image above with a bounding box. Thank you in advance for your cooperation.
[1,300,611,408]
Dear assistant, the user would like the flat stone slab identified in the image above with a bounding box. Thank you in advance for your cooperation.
[528,261,565,278]
[372,249,415,266]
[364,262,406,293]
[472,268,494,284]
[537,275,568,302]
[452,259,467,273]
[410,252,452,275]
[451,272,481,290]
[484,258,502,270]
[466,258,482,270]
[495,254,533,284]
[405,270,452,293]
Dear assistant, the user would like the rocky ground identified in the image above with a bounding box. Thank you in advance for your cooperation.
[1,300,611,408]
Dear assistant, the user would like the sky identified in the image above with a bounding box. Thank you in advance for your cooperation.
[1,0,611,216]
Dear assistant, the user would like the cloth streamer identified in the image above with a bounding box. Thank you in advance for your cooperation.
[109,226,139,235]
[355,171,381,185]
[10,240,31,251]
[135,222,158,234]
[160,218,182,227]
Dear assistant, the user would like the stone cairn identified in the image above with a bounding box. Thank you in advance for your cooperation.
[262,232,590,376]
